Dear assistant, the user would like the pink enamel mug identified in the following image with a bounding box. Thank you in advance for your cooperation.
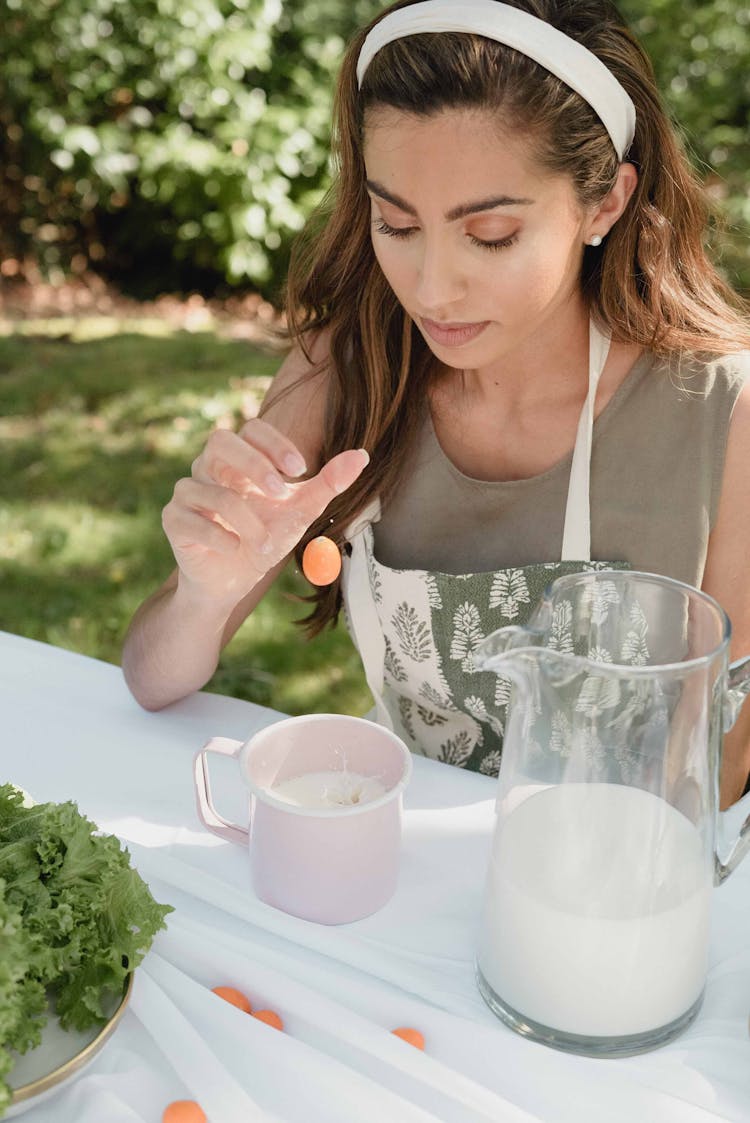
[193,713,413,924]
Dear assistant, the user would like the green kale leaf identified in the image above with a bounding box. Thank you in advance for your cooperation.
[0,784,173,1114]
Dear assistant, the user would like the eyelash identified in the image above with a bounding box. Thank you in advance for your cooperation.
[372,218,518,252]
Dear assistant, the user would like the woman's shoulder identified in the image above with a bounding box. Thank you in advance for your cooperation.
[659,347,750,395]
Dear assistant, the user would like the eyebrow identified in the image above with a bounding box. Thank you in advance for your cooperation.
[365,178,535,220]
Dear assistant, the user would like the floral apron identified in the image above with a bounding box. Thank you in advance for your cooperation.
[341,320,630,777]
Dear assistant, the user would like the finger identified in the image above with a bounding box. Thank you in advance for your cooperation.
[192,428,294,500]
[171,478,273,552]
[238,418,308,478]
[293,448,370,522]
[162,505,240,556]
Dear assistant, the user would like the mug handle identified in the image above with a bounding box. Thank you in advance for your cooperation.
[193,737,250,846]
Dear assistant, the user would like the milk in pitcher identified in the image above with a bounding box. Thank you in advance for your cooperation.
[477,782,712,1038]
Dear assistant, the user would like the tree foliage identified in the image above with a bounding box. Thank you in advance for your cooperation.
[0,0,747,298]
[620,0,750,293]
[0,0,379,298]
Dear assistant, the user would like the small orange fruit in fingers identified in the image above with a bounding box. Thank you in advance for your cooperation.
[302,536,342,586]
[211,985,252,1013]
[162,1101,207,1123]
[252,1008,284,1031]
[392,1027,425,1050]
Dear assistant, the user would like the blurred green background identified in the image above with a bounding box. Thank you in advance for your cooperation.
[0,0,748,716]
[1,0,748,297]
[0,324,373,714]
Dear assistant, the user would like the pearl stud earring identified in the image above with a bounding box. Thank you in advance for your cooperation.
[588,234,603,247]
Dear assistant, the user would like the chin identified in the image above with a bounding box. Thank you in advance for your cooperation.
[427,349,466,369]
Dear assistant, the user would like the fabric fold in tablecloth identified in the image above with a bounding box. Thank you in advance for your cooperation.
[131,965,274,1123]
[143,916,541,1123]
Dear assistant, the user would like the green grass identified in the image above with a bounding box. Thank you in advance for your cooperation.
[0,321,371,716]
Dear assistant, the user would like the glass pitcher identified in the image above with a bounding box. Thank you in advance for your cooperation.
[472,569,750,1058]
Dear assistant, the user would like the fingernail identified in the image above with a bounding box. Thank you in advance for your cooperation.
[263,473,290,498]
[283,452,306,477]
[358,448,370,464]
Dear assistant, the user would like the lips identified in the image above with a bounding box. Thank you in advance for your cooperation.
[421,318,490,347]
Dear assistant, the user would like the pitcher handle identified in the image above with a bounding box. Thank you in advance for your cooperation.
[715,656,750,883]
[193,737,250,846]
[723,653,750,732]
[715,791,750,885]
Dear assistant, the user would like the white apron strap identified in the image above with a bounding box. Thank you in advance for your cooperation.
[340,497,393,729]
[560,317,612,562]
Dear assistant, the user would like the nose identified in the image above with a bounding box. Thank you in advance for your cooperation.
[414,235,467,314]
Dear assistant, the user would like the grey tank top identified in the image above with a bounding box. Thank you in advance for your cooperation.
[374,349,749,589]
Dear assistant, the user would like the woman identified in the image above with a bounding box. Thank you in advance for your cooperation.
[123,0,750,805]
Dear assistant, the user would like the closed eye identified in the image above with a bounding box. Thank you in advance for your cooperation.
[372,219,415,240]
[372,218,518,252]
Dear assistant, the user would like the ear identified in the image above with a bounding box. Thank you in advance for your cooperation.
[585,162,639,241]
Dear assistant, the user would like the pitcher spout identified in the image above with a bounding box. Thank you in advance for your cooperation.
[472,621,607,706]
[473,597,556,673]
[473,627,529,672]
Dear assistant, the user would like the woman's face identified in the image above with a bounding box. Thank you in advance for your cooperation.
[363,107,597,367]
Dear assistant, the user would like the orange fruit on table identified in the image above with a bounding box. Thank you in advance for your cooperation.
[302,536,342,586]
[212,985,252,1013]
[392,1027,425,1050]
[162,1101,207,1123]
[252,1008,284,1031]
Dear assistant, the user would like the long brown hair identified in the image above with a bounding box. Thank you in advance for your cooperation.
[268,0,750,634]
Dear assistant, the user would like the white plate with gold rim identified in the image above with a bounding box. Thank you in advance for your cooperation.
[6,974,133,1119]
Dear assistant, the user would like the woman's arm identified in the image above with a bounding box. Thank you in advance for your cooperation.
[701,381,750,808]
[122,330,368,711]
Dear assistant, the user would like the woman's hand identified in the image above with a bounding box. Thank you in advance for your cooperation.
[161,418,368,609]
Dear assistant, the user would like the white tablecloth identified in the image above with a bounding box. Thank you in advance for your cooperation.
[2,630,749,1122]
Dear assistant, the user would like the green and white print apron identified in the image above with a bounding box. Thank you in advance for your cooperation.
[341,320,630,777]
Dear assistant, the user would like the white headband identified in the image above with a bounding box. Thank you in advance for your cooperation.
[356,0,636,161]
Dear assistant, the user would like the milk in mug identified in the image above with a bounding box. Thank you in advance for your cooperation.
[477,782,712,1037]
[270,770,387,809]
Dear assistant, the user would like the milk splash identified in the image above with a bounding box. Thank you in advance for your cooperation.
[270,746,389,809]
